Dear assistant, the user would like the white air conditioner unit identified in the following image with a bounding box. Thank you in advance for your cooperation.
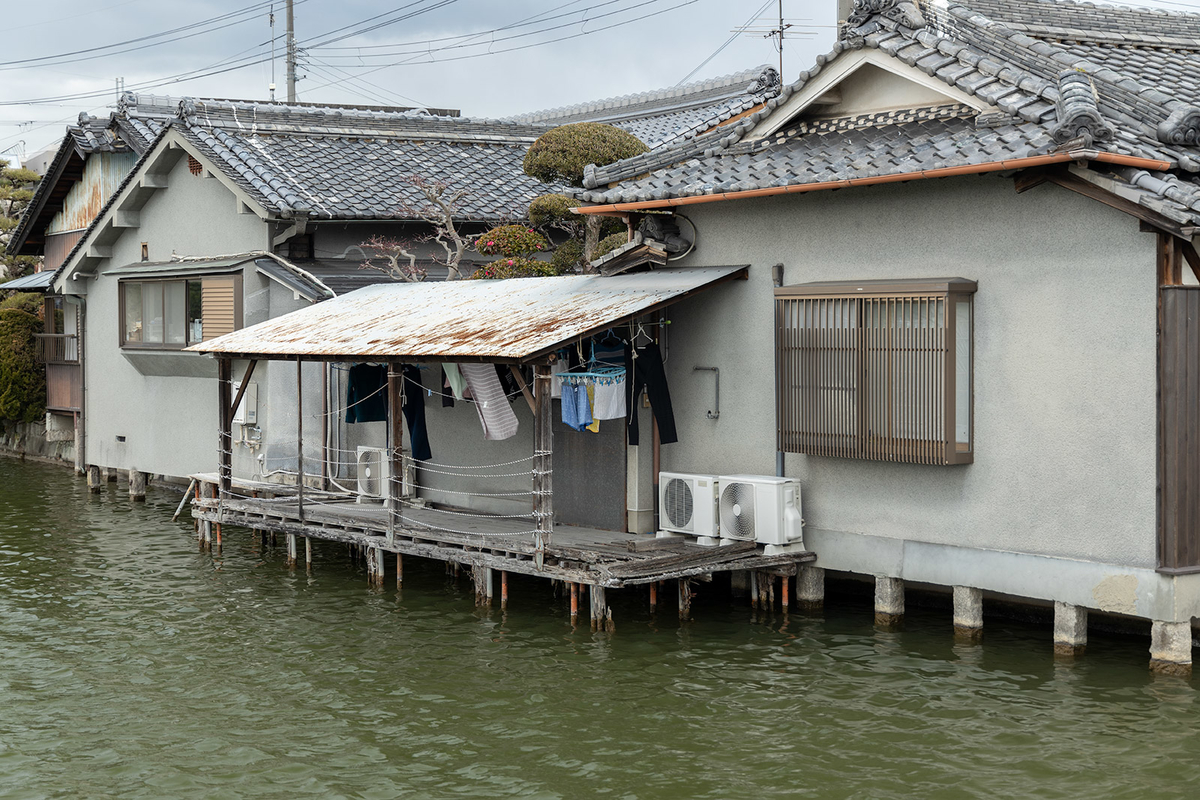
[357,446,391,502]
[658,472,720,545]
[718,475,804,554]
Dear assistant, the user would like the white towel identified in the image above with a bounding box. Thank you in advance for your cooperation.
[550,360,566,399]
[459,363,519,441]
[592,377,627,420]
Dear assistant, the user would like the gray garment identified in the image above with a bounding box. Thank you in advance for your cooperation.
[459,363,520,441]
[443,363,467,400]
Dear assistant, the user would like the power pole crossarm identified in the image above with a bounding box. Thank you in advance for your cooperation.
[286,0,297,103]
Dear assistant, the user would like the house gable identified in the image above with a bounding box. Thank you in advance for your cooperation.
[747,49,990,140]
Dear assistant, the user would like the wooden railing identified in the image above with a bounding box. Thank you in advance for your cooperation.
[34,333,79,364]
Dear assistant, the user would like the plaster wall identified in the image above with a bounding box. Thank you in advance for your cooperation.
[662,174,1158,569]
[81,157,267,478]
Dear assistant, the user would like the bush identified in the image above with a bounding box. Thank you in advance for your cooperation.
[471,257,560,280]
[528,193,582,230]
[475,225,550,257]
[0,308,46,423]
[0,292,44,317]
[523,123,649,187]
[551,239,585,273]
[593,232,629,261]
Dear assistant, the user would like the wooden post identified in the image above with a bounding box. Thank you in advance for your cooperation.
[387,364,405,542]
[649,581,658,614]
[678,579,692,621]
[781,575,790,613]
[128,468,147,502]
[86,464,102,493]
[501,571,508,610]
[295,357,305,521]
[533,364,554,569]
[200,481,215,546]
[305,537,312,570]
[286,533,297,567]
[366,546,382,586]
[217,358,233,497]
[590,585,608,631]
[396,553,403,587]
[570,582,579,624]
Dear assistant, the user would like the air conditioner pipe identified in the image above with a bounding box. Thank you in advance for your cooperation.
[772,262,785,478]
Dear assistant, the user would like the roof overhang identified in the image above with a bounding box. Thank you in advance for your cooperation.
[0,271,55,293]
[187,266,749,364]
[9,136,85,256]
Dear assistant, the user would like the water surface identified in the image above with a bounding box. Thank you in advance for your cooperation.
[0,457,1196,799]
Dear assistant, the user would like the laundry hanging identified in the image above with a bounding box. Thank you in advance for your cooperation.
[591,374,627,420]
[561,380,592,432]
[459,363,519,441]
[625,341,677,445]
[401,365,433,462]
[345,364,388,424]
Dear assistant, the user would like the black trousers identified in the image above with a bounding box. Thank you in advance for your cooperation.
[625,341,677,446]
[401,365,433,462]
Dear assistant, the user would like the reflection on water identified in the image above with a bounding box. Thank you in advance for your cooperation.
[0,458,1195,798]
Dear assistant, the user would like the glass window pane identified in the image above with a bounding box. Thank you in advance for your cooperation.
[124,283,143,343]
[955,299,972,446]
[143,282,163,344]
[164,281,186,345]
[187,281,203,343]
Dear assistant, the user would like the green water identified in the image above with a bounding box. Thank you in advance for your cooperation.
[0,457,1197,799]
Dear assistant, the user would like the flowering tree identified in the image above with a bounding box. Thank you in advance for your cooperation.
[472,225,555,280]
[359,176,474,282]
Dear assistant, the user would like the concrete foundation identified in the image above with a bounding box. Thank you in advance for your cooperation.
[797,565,825,609]
[104,467,120,483]
[86,464,102,493]
[1150,620,1192,676]
[874,576,904,627]
[1053,601,1088,656]
[953,586,983,641]
[730,570,749,598]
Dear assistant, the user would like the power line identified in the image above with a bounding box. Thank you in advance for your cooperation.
[676,0,773,85]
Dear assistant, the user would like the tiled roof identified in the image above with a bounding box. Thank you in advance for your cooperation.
[506,66,782,148]
[575,0,1200,228]
[175,98,565,221]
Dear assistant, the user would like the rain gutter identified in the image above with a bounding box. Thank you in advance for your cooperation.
[574,151,1174,215]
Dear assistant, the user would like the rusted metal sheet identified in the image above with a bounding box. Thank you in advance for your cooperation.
[42,231,84,273]
[46,152,137,234]
[188,266,747,361]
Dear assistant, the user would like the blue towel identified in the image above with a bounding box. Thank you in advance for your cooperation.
[561,382,592,432]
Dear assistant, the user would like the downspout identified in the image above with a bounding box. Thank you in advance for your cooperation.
[772,263,784,478]
[77,297,86,475]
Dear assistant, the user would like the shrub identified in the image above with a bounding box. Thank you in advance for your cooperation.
[551,239,585,274]
[471,257,560,280]
[474,225,550,257]
[0,308,46,423]
[528,193,582,230]
[593,232,629,261]
[0,292,44,317]
[523,123,649,187]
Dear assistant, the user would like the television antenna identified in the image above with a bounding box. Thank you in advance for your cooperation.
[737,0,821,79]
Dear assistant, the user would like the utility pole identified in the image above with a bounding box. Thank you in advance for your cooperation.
[286,0,297,103]
[269,4,277,101]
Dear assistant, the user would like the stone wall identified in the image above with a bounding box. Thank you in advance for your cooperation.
[0,419,76,465]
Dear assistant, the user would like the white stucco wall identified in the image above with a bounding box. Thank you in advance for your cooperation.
[660,174,1158,569]
[81,157,268,479]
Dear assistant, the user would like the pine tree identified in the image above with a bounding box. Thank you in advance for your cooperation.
[0,166,41,280]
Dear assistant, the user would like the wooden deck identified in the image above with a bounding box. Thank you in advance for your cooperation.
[190,491,815,589]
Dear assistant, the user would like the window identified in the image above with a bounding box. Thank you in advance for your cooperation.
[119,275,242,349]
[775,278,975,465]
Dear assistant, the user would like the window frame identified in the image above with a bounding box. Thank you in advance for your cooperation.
[775,277,976,466]
[118,273,242,350]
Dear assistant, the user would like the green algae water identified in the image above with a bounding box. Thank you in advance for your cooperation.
[1,457,1198,799]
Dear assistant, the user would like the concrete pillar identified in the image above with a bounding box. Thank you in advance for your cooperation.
[1053,602,1088,656]
[953,586,983,641]
[104,467,119,483]
[286,534,297,567]
[1150,621,1192,676]
[730,570,749,599]
[874,576,904,627]
[796,566,824,609]
[86,465,102,493]
[128,469,147,501]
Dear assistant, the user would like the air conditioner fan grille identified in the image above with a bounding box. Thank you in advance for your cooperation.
[720,482,756,540]
[663,478,694,530]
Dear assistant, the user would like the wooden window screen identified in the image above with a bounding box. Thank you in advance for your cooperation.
[201,275,242,341]
[776,278,975,466]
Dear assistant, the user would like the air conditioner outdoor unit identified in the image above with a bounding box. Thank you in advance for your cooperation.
[658,472,720,545]
[717,475,804,554]
[356,446,392,502]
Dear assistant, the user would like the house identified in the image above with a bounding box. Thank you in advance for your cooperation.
[556,0,1200,672]
[21,63,780,492]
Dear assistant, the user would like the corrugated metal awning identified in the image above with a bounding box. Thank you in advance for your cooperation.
[188,266,748,363]
[1,271,55,291]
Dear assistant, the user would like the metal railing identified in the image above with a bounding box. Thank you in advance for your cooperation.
[34,333,79,364]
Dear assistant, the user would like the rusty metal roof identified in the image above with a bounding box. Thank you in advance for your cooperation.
[187,266,747,362]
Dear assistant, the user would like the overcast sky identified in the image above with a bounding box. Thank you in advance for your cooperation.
[0,0,1194,167]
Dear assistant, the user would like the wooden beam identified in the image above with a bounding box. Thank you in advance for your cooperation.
[1012,168,1051,194]
[217,359,233,496]
[296,357,304,521]
[509,365,536,415]
[533,364,554,569]
[229,359,257,420]
[1046,171,1188,238]
[388,364,405,542]
[1158,232,1183,286]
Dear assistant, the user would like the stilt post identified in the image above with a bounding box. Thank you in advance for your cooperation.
[501,571,508,609]
[570,582,579,624]
[533,364,554,569]
[396,553,403,587]
[286,533,297,567]
[295,356,304,521]
[128,468,147,502]
[217,358,232,498]
[387,363,405,542]
[678,578,692,621]
[306,537,313,570]
[590,585,608,631]
[649,581,658,614]
[86,464,102,493]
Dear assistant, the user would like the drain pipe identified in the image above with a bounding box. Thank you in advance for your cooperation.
[772,263,785,478]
